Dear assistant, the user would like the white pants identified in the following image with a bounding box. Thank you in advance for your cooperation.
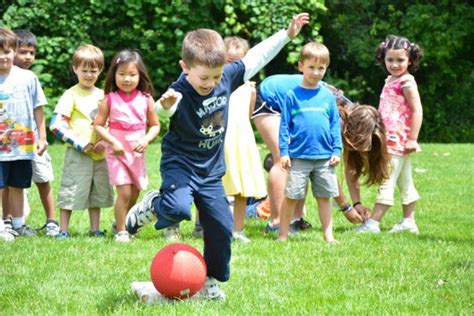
[376,155,420,206]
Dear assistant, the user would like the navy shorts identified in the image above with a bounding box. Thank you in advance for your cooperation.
[0,160,33,189]
[250,88,280,119]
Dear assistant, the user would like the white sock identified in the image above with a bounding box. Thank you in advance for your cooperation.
[12,217,25,229]
[402,218,415,224]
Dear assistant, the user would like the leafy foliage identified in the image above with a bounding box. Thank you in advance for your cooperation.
[1,0,472,141]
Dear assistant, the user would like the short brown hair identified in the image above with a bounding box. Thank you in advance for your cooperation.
[72,44,104,70]
[299,42,330,65]
[224,36,249,54]
[0,28,17,51]
[182,29,226,68]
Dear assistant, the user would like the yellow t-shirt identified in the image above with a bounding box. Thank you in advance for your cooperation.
[53,84,104,160]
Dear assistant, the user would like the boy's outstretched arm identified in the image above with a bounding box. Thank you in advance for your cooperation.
[155,89,182,118]
[242,12,309,81]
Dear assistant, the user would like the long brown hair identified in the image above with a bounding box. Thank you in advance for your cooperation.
[341,105,390,186]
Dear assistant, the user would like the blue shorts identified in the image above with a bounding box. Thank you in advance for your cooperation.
[0,160,33,189]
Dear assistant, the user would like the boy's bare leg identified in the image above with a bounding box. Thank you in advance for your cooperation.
[36,181,56,220]
[316,197,336,243]
[88,207,101,232]
[59,209,72,232]
[278,197,298,241]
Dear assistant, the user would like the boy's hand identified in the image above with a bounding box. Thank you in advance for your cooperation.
[93,141,106,153]
[343,208,364,224]
[329,155,340,167]
[37,139,47,156]
[83,143,93,154]
[287,13,310,39]
[159,89,182,110]
[280,155,291,169]
[405,139,421,154]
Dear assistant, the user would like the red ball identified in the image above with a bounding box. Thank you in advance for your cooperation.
[150,243,207,299]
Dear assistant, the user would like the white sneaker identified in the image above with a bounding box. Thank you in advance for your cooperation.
[115,230,131,243]
[355,219,381,233]
[163,225,180,241]
[390,219,419,234]
[125,190,160,235]
[45,220,60,237]
[199,277,225,300]
[0,230,15,242]
[232,231,250,243]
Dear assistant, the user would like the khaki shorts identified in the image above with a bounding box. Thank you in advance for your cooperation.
[376,155,420,206]
[57,148,114,210]
[32,151,54,183]
[285,158,338,199]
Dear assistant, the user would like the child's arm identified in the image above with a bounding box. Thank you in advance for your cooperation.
[344,167,370,221]
[279,94,292,169]
[33,106,47,155]
[93,98,124,156]
[133,97,160,153]
[242,13,309,81]
[403,84,423,153]
[329,100,342,167]
[248,82,257,117]
[49,113,91,152]
[155,89,182,118]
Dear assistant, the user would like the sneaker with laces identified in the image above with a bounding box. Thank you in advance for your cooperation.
[115,230,131,243]
[3,219,19,237]
[199,277,225,300]
[56,231,70,240]
[290,217,312,231]
[354,220,381,233]
[14,224,37,236]
[192,225,203,238]
[45,220,60,237]
[0,230,15,241]
[163,225,180,241]
[125,190,160,235]
[389,219,419,234]
[232,231,251,243]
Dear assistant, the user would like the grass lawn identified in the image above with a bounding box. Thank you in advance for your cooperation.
[1,143,473,314]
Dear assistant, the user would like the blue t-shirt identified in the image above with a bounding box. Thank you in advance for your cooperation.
[160,61,245,176]
[259,74,303,113]
[279,84,342,160]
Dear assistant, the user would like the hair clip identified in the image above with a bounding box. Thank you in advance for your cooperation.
[116,57,121,64]
[380,41,387,49]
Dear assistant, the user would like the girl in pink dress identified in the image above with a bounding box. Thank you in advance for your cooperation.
[356,35,424,234]
[95,50,160,242]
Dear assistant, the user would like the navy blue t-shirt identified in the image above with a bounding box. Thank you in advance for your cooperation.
[160,60,245,176]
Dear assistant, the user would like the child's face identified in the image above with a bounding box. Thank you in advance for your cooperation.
[115,62,139,95]
[384,48,411,77]
[14,44,36,69]
[226,47,246,64]
[298,58,328,88]
[73,63,101,90]
[0,46,15,75]
[179,60,223,96]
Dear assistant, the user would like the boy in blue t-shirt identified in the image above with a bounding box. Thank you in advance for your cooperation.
[125,13,310,299]
[277,42,342,244]
[0,28,48,239]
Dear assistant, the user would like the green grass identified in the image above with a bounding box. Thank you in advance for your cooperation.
[1,143,473,314]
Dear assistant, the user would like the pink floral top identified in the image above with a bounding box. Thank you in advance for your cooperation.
[378,74,417,156]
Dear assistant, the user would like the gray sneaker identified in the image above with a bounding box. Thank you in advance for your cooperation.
[125,190,160,235]
[199,277,225,300]
[15,224,37,237]
[163,224,180,241]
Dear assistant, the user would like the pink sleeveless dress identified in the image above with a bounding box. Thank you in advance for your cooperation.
[106,89,150,190]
